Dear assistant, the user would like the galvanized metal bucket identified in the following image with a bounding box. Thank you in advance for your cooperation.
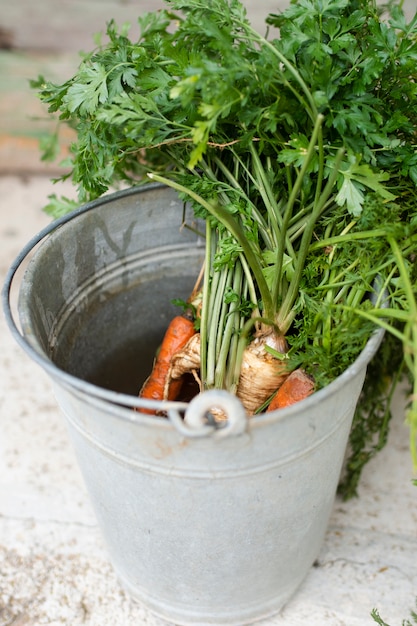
[3,184,383,625]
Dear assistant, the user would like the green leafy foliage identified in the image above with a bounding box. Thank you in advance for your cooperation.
[371,598,417,626]
[339,331,405,500]
[31,0,417,484]
[43,194,79,218]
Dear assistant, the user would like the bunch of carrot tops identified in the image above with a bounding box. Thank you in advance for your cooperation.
[32,0,417,494]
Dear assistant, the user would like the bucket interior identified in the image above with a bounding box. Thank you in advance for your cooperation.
[54,267,200,395]
[18,185,205,395]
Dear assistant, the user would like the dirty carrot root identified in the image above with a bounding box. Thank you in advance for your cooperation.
[267,368,315,412]
[169,326,293,417]
[169,333,201,381]
[236,326,290,415]
[139,320,309,419]
[138,314,196,412]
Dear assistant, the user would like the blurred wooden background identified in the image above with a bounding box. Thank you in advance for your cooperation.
[0,0,414,174]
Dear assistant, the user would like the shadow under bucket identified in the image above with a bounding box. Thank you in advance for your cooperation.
[3,184,384,625]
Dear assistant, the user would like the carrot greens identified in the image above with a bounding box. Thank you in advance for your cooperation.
[32,0,417,492]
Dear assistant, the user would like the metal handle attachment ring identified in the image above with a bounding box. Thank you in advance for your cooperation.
[168,390,248,439]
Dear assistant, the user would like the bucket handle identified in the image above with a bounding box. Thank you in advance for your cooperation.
[3,236,248,429]
[168,390,248,438]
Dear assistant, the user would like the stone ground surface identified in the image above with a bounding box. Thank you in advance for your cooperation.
[1,0,417,624]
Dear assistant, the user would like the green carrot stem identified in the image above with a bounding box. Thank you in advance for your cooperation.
[205,264,227,387]
[214,261,244,388]
[211,155,273,249]
[387,236,417,467]
[148,172,275,319]
[276,147,345,332]
[272,114,324,305]
[215,267,234,360]
[199,219,213,388]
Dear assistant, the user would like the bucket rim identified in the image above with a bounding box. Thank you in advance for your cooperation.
[2,183,384,422]
[2,183,192,414]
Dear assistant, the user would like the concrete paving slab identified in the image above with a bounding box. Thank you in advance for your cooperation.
[1,175,416,625]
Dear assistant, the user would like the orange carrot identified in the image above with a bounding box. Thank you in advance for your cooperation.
[139,314,196,412]
[267,368,314,412]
